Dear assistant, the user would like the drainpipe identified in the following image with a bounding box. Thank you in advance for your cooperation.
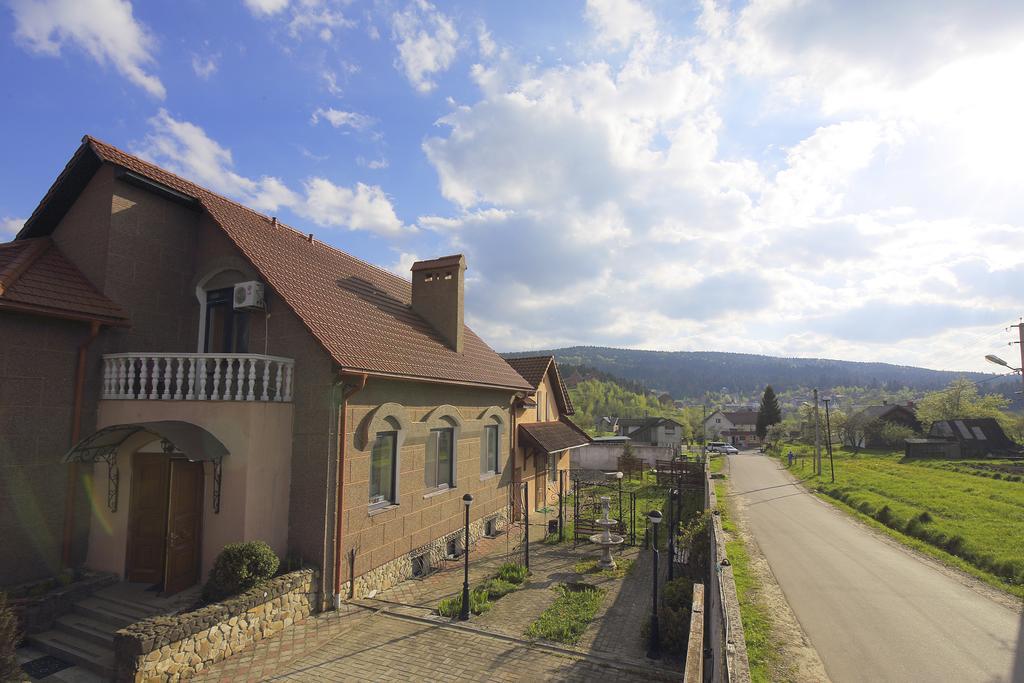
[333,372,367,608]
[61,320,102,570]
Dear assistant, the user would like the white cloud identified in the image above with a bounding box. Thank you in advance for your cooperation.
[191,53,218,79]
[11,0,165,98]
[311,107,375,131]
[243,0,288,16]
[584,0,656,49]
[391,0,459,93]
[301,179,404,235]
[358,157,389,170]
[412,1,1024,370]
[389,252,420,276]
[2,217,25,239]
[135,110,407,236]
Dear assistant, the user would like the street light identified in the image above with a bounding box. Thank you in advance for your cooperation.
[647,509,663,659]
[986,354,1022,372]
[459,493,473,621]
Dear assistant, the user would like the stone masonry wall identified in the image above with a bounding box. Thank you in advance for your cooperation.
[340,510,507,599]
[114,569,318,682]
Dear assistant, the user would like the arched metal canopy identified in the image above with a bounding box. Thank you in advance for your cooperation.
[63,421,229,513]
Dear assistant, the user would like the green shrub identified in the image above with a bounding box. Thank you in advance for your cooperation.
[0,593,19,682]
[662,577,695,611]
[944,535,966,557]
[482,578,519,599]
[658,604,691,654]
[497,562,529,585]
[917,511,933,524]
[875,505,894,527]
[857,501,876,516]
[202,541,280,603]
[437,587,491,617]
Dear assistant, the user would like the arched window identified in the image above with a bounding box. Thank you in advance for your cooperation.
[194,266,252,353]
[423,406,464,491]
[363,404,409,510]
[479,412,504,477]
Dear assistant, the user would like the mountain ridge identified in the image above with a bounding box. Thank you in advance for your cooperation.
[503,346,1011,400]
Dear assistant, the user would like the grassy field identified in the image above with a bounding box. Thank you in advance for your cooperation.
[775,442,1024,598]
[715,481,775,683]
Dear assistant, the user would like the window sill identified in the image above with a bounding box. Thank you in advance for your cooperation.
[479,472,498,482]
[368,503,399,517]
[422,486,455,500]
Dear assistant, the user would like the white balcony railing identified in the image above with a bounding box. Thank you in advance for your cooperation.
[102,353,294,402]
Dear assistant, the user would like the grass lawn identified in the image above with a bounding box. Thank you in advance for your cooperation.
[573,557,635,579]
[526,583,606,644]
[709,454,725,474]
[716,482,776,683]
[774,443,1024,598]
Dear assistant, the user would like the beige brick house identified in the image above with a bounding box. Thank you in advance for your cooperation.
[505,356,590,515]
[0,135,532,608]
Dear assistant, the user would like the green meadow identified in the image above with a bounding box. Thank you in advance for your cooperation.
[778,443,1024,598]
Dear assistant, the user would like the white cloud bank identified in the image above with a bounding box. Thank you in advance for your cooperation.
[414,1,1024,371]
[10,0,165,98]
[137,110,406,236]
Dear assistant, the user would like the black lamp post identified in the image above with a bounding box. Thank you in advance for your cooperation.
[668,489,676,582]
[647,509,662,659]
[460,493,473,621]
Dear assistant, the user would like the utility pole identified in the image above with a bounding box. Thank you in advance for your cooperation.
[1013,320,1024,389]
[823,397,834,483]
[813,388,821,476]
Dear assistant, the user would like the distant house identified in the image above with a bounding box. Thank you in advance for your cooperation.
[906,418,1022,459]
[705,410,761,448]
[845,403,921,448]
[622,417,685,448]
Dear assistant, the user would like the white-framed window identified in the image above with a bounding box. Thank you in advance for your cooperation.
[482,424,499,475]
[369,431,397,509]
[665,424,675,433]
[426,427,455,489]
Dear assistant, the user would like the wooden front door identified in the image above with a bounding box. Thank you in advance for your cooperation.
[164,460,204,595]
[126,454,170,584]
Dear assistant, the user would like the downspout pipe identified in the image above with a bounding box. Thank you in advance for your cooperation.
[333,372,368,608]
[61,320,102,570]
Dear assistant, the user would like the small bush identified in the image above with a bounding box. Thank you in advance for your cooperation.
[857,501,876,516]
[875,505,894,527]
[662,577,695,612]
[0,593,19,682]
[482,578,519,600]
[917,511,933,524]
[497,562,529,585]
[658,604,691,654]
[944,535,966,557]
[904,518,922,537]
[437,587,491,617]
[202,541,279,603]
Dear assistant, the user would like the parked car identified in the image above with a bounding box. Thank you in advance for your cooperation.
[705,441,727,453]
[721,445,739,455]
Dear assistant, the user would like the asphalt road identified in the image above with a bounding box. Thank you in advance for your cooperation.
[727,449,1023,683]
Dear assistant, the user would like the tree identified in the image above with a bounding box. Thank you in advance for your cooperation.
[916,378,1010,429]
[879,422,916,449]
[756,385,782,439]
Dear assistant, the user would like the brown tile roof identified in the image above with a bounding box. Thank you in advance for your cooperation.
[0,237,128,325]
[517,418,592,454]
[505,355,575,415]
[67,136,529,390]
[723,411,758,426]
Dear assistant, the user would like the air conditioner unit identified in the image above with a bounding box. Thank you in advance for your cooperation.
[233,281,265,311]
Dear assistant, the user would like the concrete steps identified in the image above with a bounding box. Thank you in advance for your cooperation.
[27,588,167,679]
[29,630,115,679]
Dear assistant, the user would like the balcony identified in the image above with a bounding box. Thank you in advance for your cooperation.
[102,353,294,402]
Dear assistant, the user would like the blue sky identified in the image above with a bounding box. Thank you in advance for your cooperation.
[2,0,1023,372]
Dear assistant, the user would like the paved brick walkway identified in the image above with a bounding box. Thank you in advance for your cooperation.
[198,525,684,681]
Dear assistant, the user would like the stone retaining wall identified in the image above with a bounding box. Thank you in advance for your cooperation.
[114,569,318,682]
[340,511,507,599]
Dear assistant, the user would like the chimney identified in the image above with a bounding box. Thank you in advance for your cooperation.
[411,254,466,353]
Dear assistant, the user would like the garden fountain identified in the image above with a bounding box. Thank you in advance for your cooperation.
[589,496,625,569]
